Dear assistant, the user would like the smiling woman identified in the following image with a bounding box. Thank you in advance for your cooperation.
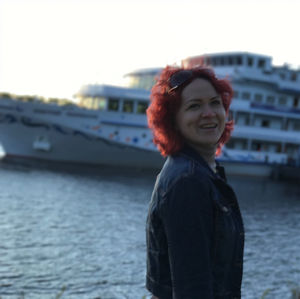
[146,65,244,299]
[175,78,226,170]
[147,66,234,158]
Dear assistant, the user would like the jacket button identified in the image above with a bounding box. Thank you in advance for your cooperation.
[222,206,229,212]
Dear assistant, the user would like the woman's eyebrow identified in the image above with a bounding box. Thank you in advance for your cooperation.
[209,95,220,100]
[185,95,219,104]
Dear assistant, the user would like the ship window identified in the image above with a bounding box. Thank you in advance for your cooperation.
[123,100,134,113]
[254,94,263,102]
[108,98,119,111]
[247,57,253,66]
[225,140,234,149]
[293,121,300,131]
[137,101,148,114]
[95,97,106,110]
[236,112,250,126]
[266,96,275,105]
[280,73,286,80]
[233,90,239,98]
[125,74,157,90]
[80,97,93,109]
[90,98,97,109]
[242,92,251,100]
[285,144,298,155]
[262,120,270,128]
[228,57,233,65]
[235,139,248,150]
[258,59,265,68]
[251,142,262,151]
[291,72,297,81]
[276,144,282,153]
[293,97,299,108]
[126,76,139,88]
[237,56,242,65]
[279,96,287,106]
[291,73,297,81]
[228,138,247,150]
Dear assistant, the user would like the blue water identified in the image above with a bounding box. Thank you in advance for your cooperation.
[0,163,299,299]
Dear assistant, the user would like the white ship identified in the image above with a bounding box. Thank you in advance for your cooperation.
[0,52,300,176]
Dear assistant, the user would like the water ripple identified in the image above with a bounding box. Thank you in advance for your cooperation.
[0,167,299,298]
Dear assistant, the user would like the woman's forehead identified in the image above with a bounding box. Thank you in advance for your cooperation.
[181,78,218,101]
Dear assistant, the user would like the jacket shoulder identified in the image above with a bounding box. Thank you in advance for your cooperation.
[157,154,210,195]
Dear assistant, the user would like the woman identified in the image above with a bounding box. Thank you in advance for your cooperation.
[146,66,244,299]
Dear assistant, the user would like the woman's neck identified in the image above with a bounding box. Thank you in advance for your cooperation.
[189,144,217,172]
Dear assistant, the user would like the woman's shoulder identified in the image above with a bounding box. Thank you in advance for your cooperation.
[157,155,212,195]
[156,163,214,216]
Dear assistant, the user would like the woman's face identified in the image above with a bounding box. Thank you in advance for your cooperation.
[175,78,226,151]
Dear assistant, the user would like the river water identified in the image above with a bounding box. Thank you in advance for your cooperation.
[0,162,299,299]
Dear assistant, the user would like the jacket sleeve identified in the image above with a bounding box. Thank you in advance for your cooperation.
[159,176,214,299]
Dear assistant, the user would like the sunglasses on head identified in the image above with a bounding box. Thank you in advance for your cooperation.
[167,70,193,93]
[167,68,214,93]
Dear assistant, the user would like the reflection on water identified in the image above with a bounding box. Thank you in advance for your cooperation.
[0,164,299,299]
[0,144,5,158]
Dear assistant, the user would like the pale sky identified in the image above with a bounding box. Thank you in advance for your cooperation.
[0,0,299,99]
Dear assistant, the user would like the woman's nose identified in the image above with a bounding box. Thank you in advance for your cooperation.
[200,104,215,117]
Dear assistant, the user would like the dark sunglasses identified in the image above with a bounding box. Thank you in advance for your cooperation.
[168,70,193,93]
[167,68,214,93]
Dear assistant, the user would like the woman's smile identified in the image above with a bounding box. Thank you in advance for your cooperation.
[175,78,226,152]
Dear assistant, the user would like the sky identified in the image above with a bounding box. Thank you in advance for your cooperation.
[0,0,300,99]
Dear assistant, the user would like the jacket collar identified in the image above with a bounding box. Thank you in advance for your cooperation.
[179,145,227,182]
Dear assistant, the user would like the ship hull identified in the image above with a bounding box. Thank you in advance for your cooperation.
[0,120,275,177]
[0,118,164,170]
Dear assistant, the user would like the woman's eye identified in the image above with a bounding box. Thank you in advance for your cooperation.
[188,103,200,110]
[211,99,221,105]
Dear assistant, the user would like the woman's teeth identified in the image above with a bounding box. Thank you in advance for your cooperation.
[201,124,217,129]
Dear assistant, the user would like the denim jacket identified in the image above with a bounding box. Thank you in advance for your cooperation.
[146,146,244,299]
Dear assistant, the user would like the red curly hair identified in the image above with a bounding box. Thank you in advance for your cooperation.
[147,65,234,157]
